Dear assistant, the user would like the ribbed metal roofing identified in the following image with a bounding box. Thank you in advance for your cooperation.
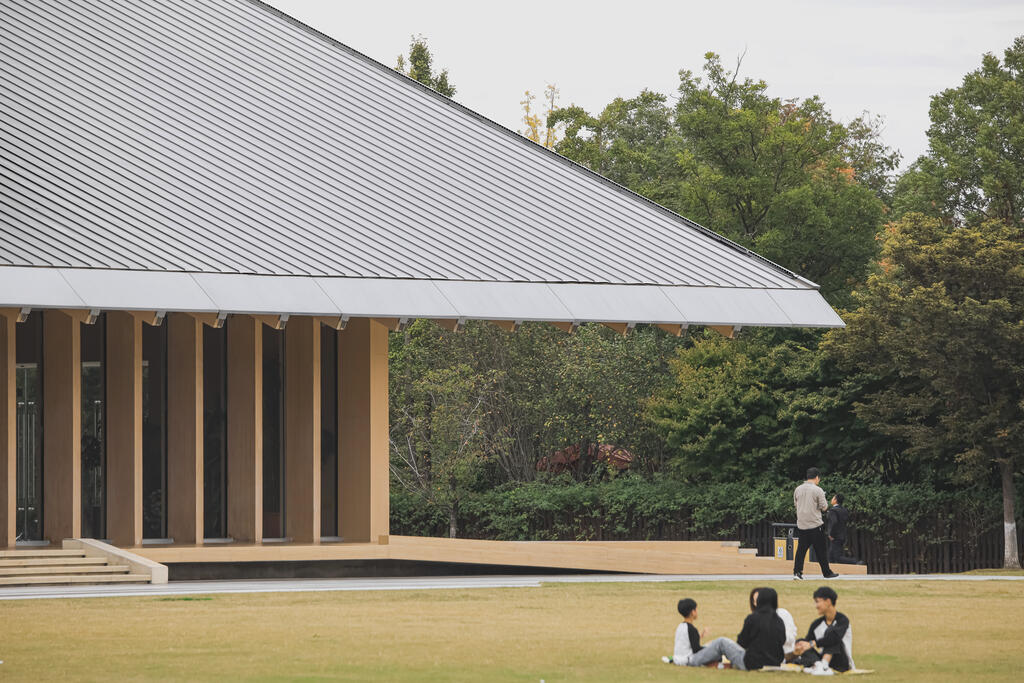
[0,0,843,328]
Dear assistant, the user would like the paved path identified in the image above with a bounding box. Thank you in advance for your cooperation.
[1,572,1021,601]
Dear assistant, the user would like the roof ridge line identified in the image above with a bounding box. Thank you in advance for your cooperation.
[245,0,817,289]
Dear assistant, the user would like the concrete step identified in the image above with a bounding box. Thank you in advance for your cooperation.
[0,548,81,559]
[0,564,131,577]
[737,548,759,555]
[0,573,150,586]
[0,556,104,568]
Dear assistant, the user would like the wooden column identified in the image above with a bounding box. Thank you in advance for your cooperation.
[338,317,389,543]
[227,315,262,543]
[43,310,81,543]
[105,311,143,547]
[167,313,204,545]
[0,311,15,547]
[285,316,321,544]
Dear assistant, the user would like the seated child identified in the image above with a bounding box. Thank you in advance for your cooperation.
[792,586,855,675]
[661,598,708,665]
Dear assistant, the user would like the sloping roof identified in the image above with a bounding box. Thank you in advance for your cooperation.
[0,0,843,328]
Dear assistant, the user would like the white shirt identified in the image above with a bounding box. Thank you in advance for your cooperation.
[812,616,855,670]
[777,607,798,655]
[672,622,699,664]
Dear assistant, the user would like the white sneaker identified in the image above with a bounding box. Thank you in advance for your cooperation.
[805,661,834,676]
[661,656,672,664]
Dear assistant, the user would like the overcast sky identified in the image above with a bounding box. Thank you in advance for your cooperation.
[272,1,1022,168]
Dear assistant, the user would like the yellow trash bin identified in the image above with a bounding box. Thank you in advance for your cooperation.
[771,523,797,560]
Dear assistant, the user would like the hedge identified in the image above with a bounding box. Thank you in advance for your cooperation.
[390,473,1021,551]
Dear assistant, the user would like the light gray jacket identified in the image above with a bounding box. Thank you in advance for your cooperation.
[794,481,828,530]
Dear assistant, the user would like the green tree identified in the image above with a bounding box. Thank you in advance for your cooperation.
[826,214,1024,568]
[672,53,890,304]
[647,330,897,484]
[550,90,682,206]
[553,53,895,306]
[395,35,456,97]
[389,321,498,537]
[647,332,783,482]
[893,37,1024,226]
[388,318,683,519]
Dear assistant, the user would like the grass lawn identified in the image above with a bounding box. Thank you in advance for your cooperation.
[1,579,1022,681]
[962,568,1024,576]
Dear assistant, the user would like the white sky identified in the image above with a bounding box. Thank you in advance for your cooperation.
[271,0,1023,169]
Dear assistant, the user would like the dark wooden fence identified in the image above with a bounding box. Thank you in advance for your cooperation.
[449,510,1023,574]
[733,519,1022,573]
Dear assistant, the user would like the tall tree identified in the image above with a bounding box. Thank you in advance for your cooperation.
[521,85,563,149]
[672,53,891,304]
[553,53,895,306]
[389,321,498,538]
[551,90,682,206]
[893,36,1024,226]
[396,35,456,97]
[826,214,1024,568]
[648,331,900,484]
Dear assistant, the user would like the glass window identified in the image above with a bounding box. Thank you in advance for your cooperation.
[262,327,285,538]
[81,314,106,540]
[142,322,168,539]
[15,311,44,542]
[320,325,338,537]
[203,325,228,539]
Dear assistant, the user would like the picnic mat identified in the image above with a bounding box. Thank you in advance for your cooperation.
[759,664,875,674]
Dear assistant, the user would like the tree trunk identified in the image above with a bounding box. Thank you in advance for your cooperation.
[1000,460,1021,569]
[448,474,458,539]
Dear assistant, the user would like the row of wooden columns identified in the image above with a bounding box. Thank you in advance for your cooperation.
[0,310,390,548]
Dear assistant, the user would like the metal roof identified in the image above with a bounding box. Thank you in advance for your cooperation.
[0,267,843,327]
[0,0,843,328]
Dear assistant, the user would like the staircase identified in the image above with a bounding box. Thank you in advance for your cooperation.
[719,540,761,555]
[0,545,157,586]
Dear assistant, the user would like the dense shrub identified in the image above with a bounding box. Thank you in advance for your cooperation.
[391,473,1021,550]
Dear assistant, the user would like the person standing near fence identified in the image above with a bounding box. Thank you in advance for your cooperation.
[793,468,839,580]
[827,494,850,564]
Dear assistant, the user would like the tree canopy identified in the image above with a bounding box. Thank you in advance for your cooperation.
[826,214,1024,567]
[894,37,1024,226]
[552,53,896,306]
[386,36,1024,566]
[395,35,456,97]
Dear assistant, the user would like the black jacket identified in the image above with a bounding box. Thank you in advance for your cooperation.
[736,607,786,670]
[827,504,849,540]
[805,611,853,671]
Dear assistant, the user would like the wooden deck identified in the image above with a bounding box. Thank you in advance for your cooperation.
[135,536,867,575]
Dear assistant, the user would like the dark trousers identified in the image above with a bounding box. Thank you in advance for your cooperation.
[828,537,860,565]
[794,525,833,576]
[792,644,851,672]
[828,537,845,564]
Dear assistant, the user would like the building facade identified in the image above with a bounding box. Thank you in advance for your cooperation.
[0,0,843,553]
[1,309,388,548]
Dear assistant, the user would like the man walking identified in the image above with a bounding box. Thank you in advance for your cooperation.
[793,468,838,580]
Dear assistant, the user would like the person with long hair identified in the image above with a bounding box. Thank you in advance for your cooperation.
[685,587,786,670]
[749,587,798,661]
